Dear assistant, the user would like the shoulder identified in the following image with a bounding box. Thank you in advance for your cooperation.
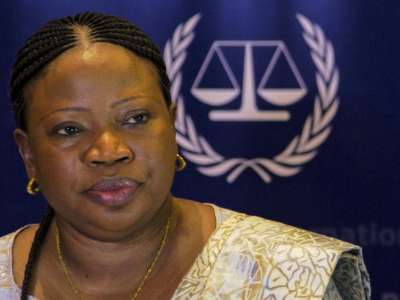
[213,204,360,253]
[237,213,356,251]
[211,205,371,299]
[0,229,22,293]
[0,226,37,292]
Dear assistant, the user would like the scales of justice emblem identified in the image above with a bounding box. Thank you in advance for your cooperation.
[164,14,340,183]
[191,41,307,122]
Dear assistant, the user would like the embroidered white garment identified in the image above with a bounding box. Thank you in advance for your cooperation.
[0,205,370,299]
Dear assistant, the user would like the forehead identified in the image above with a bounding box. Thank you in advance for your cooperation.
[24,42,161,106]
[45,41,158,78]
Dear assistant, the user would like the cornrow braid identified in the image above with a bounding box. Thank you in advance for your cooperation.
[10,11,171,131]
[20,207,54,300]
[10,12,173,299]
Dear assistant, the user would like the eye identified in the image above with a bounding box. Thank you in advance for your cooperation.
[124,112,150,125]
[54,125,83,136]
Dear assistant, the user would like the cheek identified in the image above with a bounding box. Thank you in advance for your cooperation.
[32,143,80,195]
[140,122,177,178]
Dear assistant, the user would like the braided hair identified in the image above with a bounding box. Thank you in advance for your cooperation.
[11,11,172,131]
[20,207,54,300]
[10,12,172,300]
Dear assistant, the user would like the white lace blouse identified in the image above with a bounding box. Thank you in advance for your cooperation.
[0,205,370,299]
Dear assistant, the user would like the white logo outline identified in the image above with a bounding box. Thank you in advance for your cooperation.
[164,13,339,183]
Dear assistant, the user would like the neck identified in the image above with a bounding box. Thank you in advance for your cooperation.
[44,197,176,295]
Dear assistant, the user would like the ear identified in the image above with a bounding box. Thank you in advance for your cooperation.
[168,102,177,127]
[13,129,37,179]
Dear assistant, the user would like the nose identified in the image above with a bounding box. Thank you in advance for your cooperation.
[83,130,133,167]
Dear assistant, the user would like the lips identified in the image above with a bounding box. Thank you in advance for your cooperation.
[84,177,140,207]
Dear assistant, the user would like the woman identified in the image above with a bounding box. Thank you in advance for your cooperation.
[0,12,370,299]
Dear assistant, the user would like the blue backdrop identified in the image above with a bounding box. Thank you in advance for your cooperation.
[0,1,398,299]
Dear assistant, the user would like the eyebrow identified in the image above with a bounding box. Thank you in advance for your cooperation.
[39,107,89,123]
[110,96,138,108]
[39,96,140,123]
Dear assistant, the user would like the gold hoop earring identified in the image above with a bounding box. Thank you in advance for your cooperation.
[26,177,40,195]
[176,154,187,172]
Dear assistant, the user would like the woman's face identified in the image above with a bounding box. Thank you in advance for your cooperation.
[15,42,177,240]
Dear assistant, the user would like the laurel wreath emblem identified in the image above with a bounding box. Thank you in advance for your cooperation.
[164,13,339,183]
